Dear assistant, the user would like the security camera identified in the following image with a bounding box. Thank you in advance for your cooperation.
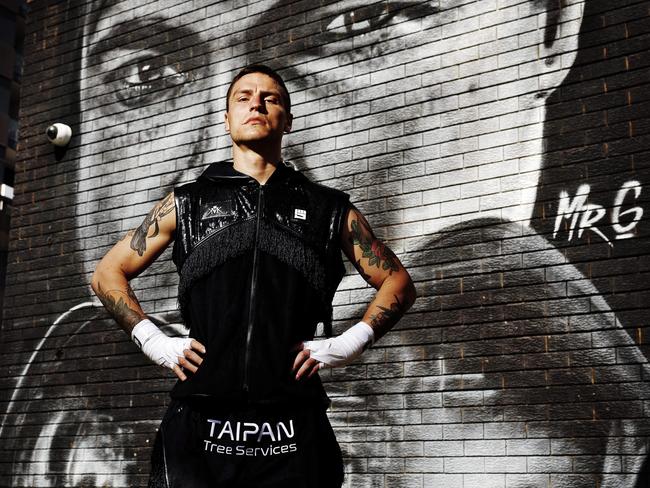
[46,123,72,147]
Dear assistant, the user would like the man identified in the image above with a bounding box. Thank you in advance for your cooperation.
[91,64,416,487]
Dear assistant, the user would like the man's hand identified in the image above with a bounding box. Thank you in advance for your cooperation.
[292,347,321,381]
[293,321,375,380]
[132,319,206,381]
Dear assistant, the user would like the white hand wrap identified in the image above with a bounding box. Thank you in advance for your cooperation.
[303,321,375,368]
[131,319,192,370]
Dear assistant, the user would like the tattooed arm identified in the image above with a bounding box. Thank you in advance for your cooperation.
[293,204,416,379]
[92,193,176,331]
[91,192,205,381]
[341,204,416,340]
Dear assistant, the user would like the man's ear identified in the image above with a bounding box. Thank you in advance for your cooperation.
[284,113,293,134]
[224,112,230,133]
[537,0,585,96]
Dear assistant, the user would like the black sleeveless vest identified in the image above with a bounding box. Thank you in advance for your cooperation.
[169,162,350,405]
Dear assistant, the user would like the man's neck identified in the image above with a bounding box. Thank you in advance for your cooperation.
[232,145,282,185]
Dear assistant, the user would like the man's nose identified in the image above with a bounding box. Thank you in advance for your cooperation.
[249,93,266,112]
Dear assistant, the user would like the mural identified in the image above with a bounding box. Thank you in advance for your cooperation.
[2,0,650,486]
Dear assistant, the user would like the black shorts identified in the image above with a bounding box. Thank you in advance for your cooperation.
[148,398,344,488]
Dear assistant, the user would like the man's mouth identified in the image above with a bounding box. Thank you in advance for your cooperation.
[245,117,266,124]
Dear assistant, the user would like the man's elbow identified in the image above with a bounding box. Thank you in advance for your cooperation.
[403,277,417,310]
[388,270,417,310]
[90,263,104,295]
[91,259,118,295]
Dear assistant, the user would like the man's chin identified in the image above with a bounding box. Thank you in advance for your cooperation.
[234,132,282,145]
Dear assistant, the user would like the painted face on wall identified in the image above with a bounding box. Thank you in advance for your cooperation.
[7,0,650,486]
[245,0,584,234]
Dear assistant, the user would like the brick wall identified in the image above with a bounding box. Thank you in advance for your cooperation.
[2,0,650,486]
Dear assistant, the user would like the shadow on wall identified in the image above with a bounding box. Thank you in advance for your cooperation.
[534,0,650,353]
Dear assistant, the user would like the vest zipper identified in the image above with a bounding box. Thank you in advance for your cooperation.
[243,184,264,392]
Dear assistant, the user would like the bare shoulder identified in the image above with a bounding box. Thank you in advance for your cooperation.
[128,192,176,257]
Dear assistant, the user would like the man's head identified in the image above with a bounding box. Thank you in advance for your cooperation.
[226,64,292,113]
[224,65,293,149]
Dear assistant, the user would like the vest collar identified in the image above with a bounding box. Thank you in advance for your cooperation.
[200,161,292,185]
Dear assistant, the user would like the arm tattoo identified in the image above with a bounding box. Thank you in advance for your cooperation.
[95,281,145,330]
[130,193,174,256]
[370,295,404,338]
[350,215,400,275]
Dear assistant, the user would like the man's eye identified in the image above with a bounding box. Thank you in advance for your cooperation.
[111,59,192,107]
[325,2,438,39]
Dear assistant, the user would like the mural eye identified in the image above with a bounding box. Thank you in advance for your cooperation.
[112,59,192,107]
[326,4,393,36]
[324,1,438,40]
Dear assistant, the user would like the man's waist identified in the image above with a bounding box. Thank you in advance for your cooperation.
[169,375,330,408]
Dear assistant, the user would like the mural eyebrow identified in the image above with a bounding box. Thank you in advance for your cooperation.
[87,19,200,63]
[321,1,441,39]
[245,0,440,46]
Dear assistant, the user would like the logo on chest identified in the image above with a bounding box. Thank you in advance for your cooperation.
[293,208,307,221]
[201,200,236,220]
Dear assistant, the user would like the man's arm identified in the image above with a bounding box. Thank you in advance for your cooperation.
[91,192,205,381]
[341,204,417,340]
[294,204,417,379]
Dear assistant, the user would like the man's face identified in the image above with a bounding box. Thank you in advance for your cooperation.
[224,72,293,147]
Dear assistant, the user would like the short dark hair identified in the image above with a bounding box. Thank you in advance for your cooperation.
[226,64,291,113]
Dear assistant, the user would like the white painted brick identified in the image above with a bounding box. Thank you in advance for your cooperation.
[442,14,480,39]
[479,128,518,149]
[464,474,506,488]
[466,147,505,169]
[444,456,485,473]
[480,6,519,28]
[505,474,551,487]
[404,204,441,222]
[405,457,444,472]
[403,174,440,193]
[461,178,500,199]
[423,185,461,205]
[506,439,550,455]
[424,474,463,488]
[371,64,406,85]
[485,456,527,473]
